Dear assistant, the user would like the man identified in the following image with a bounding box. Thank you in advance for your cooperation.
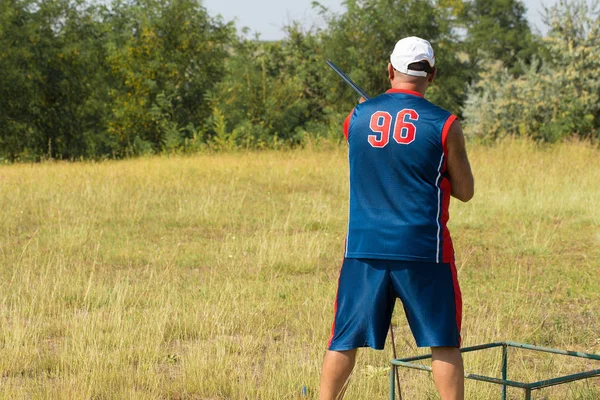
[320,37,474,400]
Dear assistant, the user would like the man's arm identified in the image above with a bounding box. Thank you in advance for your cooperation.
[343,111,352,141]
[445,119,474,202]
[343,99,365,140]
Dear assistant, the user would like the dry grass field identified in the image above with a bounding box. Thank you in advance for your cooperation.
[1,139,599,399]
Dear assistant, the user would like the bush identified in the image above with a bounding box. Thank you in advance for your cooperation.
[463,0,600,142]
[209,25,326,149]
[0,0,234,160]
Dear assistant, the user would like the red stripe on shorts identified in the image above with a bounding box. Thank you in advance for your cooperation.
[449,260,463,346]
[327,255,345,348]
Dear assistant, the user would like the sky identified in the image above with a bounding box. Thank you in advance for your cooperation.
[203,0,559,41]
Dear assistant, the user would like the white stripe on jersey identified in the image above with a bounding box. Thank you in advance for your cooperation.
[434,153,445,263]
[345,149,351,257]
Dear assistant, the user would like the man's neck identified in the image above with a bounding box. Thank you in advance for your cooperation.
[390,82,428,97]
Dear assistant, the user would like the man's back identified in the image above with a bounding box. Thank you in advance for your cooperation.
[345,88,456,263]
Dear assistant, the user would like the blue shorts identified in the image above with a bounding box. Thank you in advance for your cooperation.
[327,258,462,351]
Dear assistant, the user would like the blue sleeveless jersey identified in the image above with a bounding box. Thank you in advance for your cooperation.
[344,89,457,263]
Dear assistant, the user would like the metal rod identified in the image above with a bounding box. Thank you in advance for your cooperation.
[393,342,504,363]
[325,60,371,100]
[389,324,402,399]
[525,388,532,400]
[529,369,600,389]
[464,373,532,390]
[393,353,433,363]
[390,365,396,400]
[505,342,600,361]
[393,361,533,389]
[502,344,508,400]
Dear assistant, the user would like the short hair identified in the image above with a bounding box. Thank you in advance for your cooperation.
[407,60,435,74]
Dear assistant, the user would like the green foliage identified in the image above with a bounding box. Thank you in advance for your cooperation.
[317,0,469,115]
[463,0,600,142]
[0,0,115,160]
[210,25,325,148]
[104,0,234,156]
[1,0,598,160]
[208,105,240,151]
[0,0,233,160]
[461,0,538,73]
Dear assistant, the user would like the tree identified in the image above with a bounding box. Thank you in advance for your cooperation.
[0,0,41,160]
[0,0,114,160]
[209,24,324,148]
[0,0,235,160]
[461,0,538,73]
[104,0,235,155]
[317,0,469,116]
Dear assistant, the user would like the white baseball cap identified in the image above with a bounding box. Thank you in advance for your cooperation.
[390,36,435,77]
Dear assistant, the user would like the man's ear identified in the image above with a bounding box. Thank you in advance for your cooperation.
[428,67,437,83]
[388,63,395,81]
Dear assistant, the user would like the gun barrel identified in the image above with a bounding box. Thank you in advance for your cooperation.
[326,60,371,100]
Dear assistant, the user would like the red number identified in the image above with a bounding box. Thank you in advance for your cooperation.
[368,111,392,148]
[368,109,418,147]
[393,109,419,145]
